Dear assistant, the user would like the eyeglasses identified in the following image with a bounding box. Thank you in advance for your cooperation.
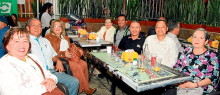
[54,25,62,28]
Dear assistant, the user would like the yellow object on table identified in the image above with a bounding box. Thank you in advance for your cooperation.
[78,29,87,35]
[89,33,97,40]
[211,40,219,48]
[187,37,192,43]
[121,51,138,62]
[153,67,160,72]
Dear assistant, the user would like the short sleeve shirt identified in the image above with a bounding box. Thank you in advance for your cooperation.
[118,32,146,54]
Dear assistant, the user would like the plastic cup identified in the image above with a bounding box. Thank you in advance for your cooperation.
[107,46,112,54]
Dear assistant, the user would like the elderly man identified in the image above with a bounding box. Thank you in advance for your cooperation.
[26,18,79,95]
[143,20,178,68]
[114,14,130,46]
[167,21,184,53]
[118,21,146,54]
[0,16,10,57]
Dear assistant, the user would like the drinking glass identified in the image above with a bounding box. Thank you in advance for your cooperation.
[113,44,117,55]
[139,52,145,71]
[139,59,145,72]
[151,53,156,69]
[153,58,161,72]
[128,51,132,64]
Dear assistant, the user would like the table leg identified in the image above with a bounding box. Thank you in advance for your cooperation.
[85,48,91,80]
[85,48,88,62]
[111,76,116,95]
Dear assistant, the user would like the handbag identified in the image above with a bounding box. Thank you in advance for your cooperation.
[68,43,81,63]
[177,87,204,95]
[28,56,64,95]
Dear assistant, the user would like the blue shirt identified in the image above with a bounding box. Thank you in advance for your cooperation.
[0,26,9,58]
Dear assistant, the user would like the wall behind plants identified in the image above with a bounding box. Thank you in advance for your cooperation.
[163,0,220,27]
[59,0,163,20]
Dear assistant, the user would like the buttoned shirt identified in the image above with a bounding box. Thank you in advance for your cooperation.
[115,25,130,46]
[143,35,178,68]
[0,54,57,95]
[118,32,146,54]
[29,34,57,70]
[167,32,184,53]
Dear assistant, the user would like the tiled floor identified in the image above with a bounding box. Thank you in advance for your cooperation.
[79,74,125,95]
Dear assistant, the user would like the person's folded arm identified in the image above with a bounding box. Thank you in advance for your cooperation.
[0,66,47,95]
[179,78,211,88]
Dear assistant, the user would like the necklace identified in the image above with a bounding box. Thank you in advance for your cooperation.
[22,57,26,62]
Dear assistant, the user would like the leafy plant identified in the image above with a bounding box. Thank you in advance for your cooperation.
[126,0,141,20]
[59,0,105,18]
[206,0,220,27]
[31,0,42,18]
[108,0,123,19]
[164,0,220,27]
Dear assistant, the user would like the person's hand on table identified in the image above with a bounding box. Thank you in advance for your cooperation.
[55,60,65,73]
[178,81,197,88]
[41,78,57,92]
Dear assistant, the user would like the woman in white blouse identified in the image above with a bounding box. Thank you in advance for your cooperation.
[97,17,116,43]
[0,28,59,95]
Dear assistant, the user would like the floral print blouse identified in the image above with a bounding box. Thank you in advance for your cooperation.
[174,47,219,94]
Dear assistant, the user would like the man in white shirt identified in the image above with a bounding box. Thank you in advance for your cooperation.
[26,18,79,95]
[143,20,178,68]
[167,21,184,53]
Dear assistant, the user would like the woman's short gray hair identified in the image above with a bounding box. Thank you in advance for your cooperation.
[192,28,209,41]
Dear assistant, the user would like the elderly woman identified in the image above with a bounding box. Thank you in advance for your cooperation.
[97,17,115,43]
[45,20,96,94]
[173,28,219,94]
[0,28,63,95]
